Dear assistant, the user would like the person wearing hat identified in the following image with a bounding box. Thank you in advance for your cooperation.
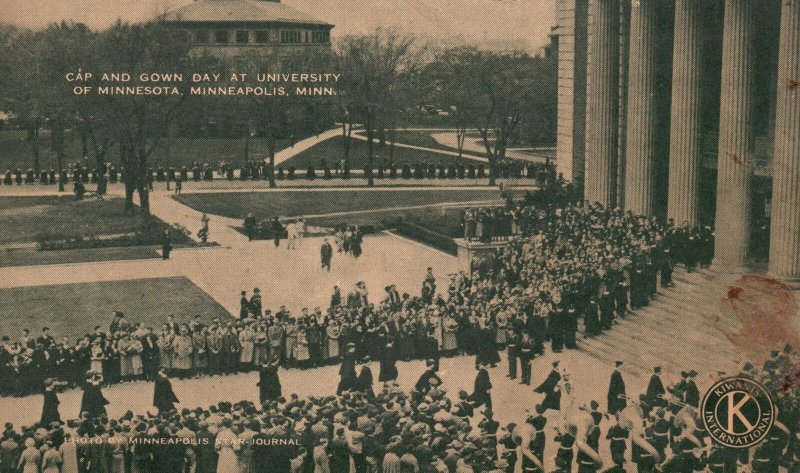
[337,343,358,395]
[320,238,333,272]
[517,332,534,386]
[534,361,562,412]
[644,367,666,416]
[607,361,626,415]
[153,367,180,415]
[414,359,441,395]
[79,371,109,419]
[378,340,398,388]
[40,378,64,426]
[468,362,492,412]
[355,356,374,399]
[257,360,281,405]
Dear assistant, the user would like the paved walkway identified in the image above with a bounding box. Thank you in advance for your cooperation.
[430,131,549,162]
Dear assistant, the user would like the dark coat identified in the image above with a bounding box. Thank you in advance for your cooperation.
[257,365,281,404]
[80,382,109,418]
[153,376,180,414]
[646,374,666,408]
[534,369,561,411]
[378,348,398,382]
[41,388,61,425]
[337,356,357,394]
[414,369,441,394]
[607,370,627,414]
[684,380,700,408]
[468,368,492,407]
[356,365,374,398]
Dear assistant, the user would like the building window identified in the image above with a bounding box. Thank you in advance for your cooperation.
[280,30,302,44]
[215,30,229,43]
[255,30,269,43]
[194,30,210,44]
[305,31,309,43]
[236,30,249,44]
[311,30,330,43]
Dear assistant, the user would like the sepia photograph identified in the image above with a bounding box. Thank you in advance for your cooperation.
[0,0,798,472]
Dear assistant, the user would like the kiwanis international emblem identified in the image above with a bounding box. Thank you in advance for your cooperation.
[701,377,775,449]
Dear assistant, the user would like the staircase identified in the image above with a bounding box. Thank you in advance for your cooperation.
[577,268,752,381]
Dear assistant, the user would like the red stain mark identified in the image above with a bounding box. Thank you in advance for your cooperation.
[789,79,799,90]
[720,276,800,359]
[728,153,743,165]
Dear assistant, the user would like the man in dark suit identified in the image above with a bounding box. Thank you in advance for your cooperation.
[607,361,626,414]
[321,239,333,272]
[468,362,492,412]
[518,332,534,385]
[645,366,666,415]
[534,360,562,412]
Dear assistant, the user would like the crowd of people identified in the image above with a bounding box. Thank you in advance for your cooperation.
[1,159,557,188]
[0,196,715,398]
[3,347,796,473]
[2,185,767,472]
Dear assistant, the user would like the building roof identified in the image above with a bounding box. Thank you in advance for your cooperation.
[166,0,332,27]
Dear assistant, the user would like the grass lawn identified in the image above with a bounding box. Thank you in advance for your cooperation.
[0,130,297,171]
[0,246,160,267]
[173,188,504,221]
[0,196,165,244]
[281,135,478,169]
[0,277,232,340]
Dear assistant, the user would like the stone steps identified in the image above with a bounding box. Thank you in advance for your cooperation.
[576,268,745,380]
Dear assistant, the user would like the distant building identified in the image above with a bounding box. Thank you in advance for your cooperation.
[166,0,334,60]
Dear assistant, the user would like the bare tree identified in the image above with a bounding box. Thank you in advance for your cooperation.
[336,29,421,186]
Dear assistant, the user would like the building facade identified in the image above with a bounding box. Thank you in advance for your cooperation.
[166,0,333,60]
[555,0,800,282]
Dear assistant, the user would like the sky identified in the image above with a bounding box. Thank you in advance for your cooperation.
[0,0,556,51]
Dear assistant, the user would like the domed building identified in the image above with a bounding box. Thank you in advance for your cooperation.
[166,0,333,59]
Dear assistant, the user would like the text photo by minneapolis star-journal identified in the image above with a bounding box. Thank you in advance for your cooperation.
[0,0,799,471]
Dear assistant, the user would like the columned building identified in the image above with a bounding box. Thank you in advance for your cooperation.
[556,0,800,282]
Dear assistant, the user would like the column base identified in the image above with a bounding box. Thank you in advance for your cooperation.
[710,260,755,276]
[764,273,800,290]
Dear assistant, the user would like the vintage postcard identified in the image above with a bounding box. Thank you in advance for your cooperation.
[0,0,798,472]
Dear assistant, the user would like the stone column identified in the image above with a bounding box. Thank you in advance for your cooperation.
[713,0,755,272]
[768,0,800,282]
[624,0,658,215]
[584,0,620,207]
[667,0,703,226]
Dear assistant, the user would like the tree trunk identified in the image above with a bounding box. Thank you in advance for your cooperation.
[267,135,276,189]
[29,124,41,175]
[389,127,395,161]
[54,122,65,192]
[488,154,496,187]
[120,140,135,213]
[137,185,150,220]
[366,125,374,187]
[342,121,350,167]
[95,151,107,195]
